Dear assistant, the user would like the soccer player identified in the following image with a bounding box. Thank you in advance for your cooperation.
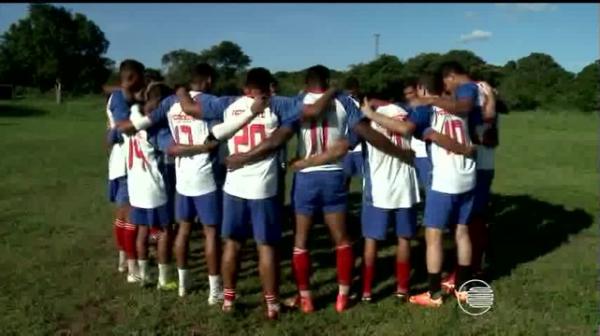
[341,76,363,187]
[226,65,415,313]
[177,67,335,320]
[360,70,477,307]
[358,86,420,303]
[106,59,147,282]
[404,79,432,190]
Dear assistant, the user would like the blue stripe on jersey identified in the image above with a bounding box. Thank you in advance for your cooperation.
[362,144,373,206]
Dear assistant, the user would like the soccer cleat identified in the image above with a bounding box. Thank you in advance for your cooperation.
[222,299,235,313]
[395,291,408,302]
[118,264,127,273]
[455,290,468,303]
[441,275,456,294]
[266,304,280,320]
[285,294,315,313]
[408,292,443,308]
[208,287,224,306]
[335,293,349,313]
[157,281,178,291]
[361,293,372,303]
[127,273,142,283]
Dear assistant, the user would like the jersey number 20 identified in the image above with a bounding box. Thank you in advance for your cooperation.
[233,124,267,154]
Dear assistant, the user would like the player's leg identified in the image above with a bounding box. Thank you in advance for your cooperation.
[132,206,151,285]
[322,171,353,312]
[469,170,494,276]
[220,193,250,312]
[395,207,417,300]
[409,190,452,308]
[250,196,282,320]
[110,177,132,274]
[155,203,176,291]
[174,192,193,296]
[196,190,223,304]
[454,190,475,301]
[360,204,389,301]
[290,172,317,313]
[114,204,128,273]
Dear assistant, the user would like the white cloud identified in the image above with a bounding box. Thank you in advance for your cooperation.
[459,30,493,43]
[496,3,558,13]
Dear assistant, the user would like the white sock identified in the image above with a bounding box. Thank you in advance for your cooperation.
[208,275,222,292]
[138,260,149,280]
[299,290,311,298]
[128,259,139,275]
[178,268,189,289]
[159,264,170,286]
[339,285,350,295]
[119,251,127,266]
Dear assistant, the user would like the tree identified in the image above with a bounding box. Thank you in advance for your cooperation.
[0,4,112,95]
[347,54,404,99]
[571,60,599,112]
[161,49,202,86]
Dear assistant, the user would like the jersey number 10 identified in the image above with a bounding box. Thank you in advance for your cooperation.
[442,120,467,154]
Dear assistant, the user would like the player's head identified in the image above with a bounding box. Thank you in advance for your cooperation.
[119,59,146,92]
[144,69,164,86]
[344,76,360,97]
[305,65,330,90]
[366,80,402,103]
[439,61,469,92]
[270,77,279,96]
[403,78,418,103]
[143,82,174,115]
[190,63,216,92]
[244,67,273,97]
[417,74,442,97]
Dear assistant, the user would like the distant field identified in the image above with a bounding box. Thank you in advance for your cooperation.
[0,96,597,335]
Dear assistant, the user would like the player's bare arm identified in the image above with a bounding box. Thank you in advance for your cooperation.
[361,97,414,135]
[167,142,219,157]
[424,131,476,157]
[225,126,295,171]
[289,138,350,171]
[300,87,338,120]
[352,120,415,164]
[416,96,473,117]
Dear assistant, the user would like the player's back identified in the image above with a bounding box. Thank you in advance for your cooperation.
[296,92,349,172]
[429,106,476,194]
[106,92,128,181]
[124,105,167,208]
[166,91,216,196]
[364,103,420,208]
[222,96,280,200]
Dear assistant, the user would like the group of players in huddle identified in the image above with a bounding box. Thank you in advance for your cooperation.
[104,58,498,320]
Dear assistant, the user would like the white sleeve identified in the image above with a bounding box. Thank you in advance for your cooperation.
[131,116,153,131]
[211,110,255,140]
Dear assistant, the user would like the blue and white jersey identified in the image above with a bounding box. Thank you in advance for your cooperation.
[201,95,303,199]
[123,105,169,209]
[106,90,130,181]
[475,81,495,171]
[161,91,218,197]
[349,96,363,153]
[411,105,476,194]
[363,103,420,209]
[295,91,363,173]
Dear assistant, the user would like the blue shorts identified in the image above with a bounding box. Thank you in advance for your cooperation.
[473,170,495,215]
[164,164,176,222]
[175,191,221,227]
[130,203,171,228]
[292,170,347,216]
[414,157,432,190]
[222,193,281,245]
[343,151,363,178]
[361,204,417,240]
[424,189,474,230]
[108,176,129,206]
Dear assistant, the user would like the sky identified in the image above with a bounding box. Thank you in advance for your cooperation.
[0,3,597,73]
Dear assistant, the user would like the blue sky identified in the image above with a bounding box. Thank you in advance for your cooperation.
[0,3,597,73]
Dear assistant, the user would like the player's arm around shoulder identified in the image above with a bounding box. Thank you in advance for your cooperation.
[289,138,350,171]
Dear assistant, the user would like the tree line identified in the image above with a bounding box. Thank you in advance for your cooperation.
[0,4,597,112]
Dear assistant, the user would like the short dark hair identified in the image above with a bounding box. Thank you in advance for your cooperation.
[403,77,418,90]
[367,80,403,102]
[144,69,164,83]
[245,67,273,93]
[344,76,359,91]
[417,74,442,95]
[305,65,330,88]
[146,82,174,102]
[440,61,467,78]
[191,63,216,84]
[119,59,145,76]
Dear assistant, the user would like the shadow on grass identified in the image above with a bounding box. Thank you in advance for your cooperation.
[0,104,47,117]
[185,191,593,308]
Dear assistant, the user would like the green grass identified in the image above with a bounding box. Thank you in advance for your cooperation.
[0,96,597,335]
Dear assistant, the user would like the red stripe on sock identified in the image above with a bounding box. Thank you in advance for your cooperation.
[396,261,411,293]
[336,244,353,286]
[224,288,236,301]
[362,264,374,295]
[292,248,310,291]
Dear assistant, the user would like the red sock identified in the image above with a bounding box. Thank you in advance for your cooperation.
[224,288,236,302]
[395,261,410,293]
[362,264,374,295]
[292,247,310,291]
[114,219,125,250]
[336,244,353,286]
[122,223,138,259]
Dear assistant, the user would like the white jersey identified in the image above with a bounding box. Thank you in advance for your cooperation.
[166,91,216,197]
[223,96,280,200]
[364,104,420,209]
[411,137,428,158]
[475,82,496,171]
[429,106,476,194]
[106,95,127,180]
[296,92,353,173]
[124,105,167,209]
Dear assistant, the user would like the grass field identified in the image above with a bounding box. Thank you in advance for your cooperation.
[0,96,597,335]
